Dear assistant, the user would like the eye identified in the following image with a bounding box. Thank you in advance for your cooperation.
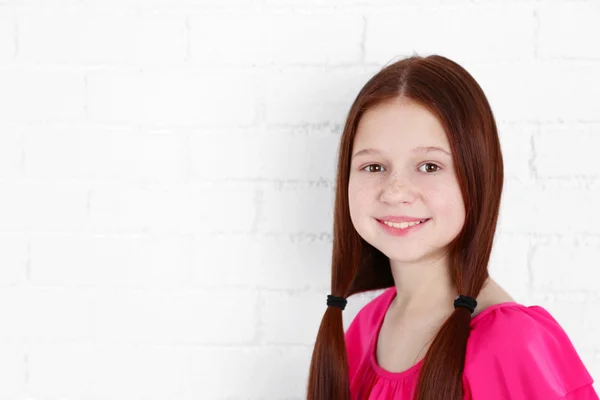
[419,163,442,173]
[361,164,385,173]
[360,163,442,174]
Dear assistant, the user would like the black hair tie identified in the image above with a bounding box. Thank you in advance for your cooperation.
[454,295,477,314]
[326,294,477,314]
[327,294,347,310]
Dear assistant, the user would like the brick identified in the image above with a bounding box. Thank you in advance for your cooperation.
[189,128,339,181]
[86,70,261,127]
[487,233,531,301]
[0,9,15,61]
[501,178,600,235]
[89,182,256,233]
[0,182,89,231]
[465,61,600,122]
[538,3,600,59]
[30,234,190,288]
[22,125,186,181]
[0,69,85,123]
[262,291,329,345]
[18,10,186,65]
[534,124,600,178]
[0,287,92,341]
[265,65,378,124]
[366,5,534,63]
[531,240,600,292]
[84,0,254,6]
[27,344,90,398]
[90,288,258,344]
[0,125,23,179]
[191,233,331,290]
[188,13,362,65]
[497,122,536,182]
[260,183,334,234]
[28,344,187,399]
[0,344,26,398]
[0,234,27,285]
[188,345,310,398]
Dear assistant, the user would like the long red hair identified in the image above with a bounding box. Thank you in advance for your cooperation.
[306,54,504,400]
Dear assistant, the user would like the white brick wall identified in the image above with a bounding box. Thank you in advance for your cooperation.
[0,1,599,399]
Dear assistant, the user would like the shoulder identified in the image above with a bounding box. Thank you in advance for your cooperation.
[463,303,597,400]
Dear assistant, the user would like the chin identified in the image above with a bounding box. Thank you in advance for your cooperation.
[383,248,429,262]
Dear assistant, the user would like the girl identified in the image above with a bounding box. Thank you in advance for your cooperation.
[306,54,598,400]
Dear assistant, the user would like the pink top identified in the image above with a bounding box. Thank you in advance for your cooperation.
[345,286,598,400]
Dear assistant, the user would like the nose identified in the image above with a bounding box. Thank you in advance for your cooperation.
[379,173,416,204]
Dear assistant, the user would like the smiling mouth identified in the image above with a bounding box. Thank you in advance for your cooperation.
[375,218,431,232]
[377,218,430,226]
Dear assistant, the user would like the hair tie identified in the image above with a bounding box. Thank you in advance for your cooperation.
[327,294,347,310]
[454,295,477,314]
[326,294,476,313]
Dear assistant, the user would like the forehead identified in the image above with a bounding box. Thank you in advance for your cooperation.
[354,97,449,150]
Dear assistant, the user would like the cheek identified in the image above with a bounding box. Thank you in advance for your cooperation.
[348,181,366,213]
[348,179,375,225]
[423,182,464,215]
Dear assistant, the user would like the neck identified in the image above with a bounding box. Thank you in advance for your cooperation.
[388,255,458,317]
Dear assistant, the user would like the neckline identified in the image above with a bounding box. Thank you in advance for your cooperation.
[370,287,523,380]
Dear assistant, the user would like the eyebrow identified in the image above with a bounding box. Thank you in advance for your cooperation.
[351,146,451,160]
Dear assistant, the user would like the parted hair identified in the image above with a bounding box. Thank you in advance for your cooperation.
[306,54,505,400]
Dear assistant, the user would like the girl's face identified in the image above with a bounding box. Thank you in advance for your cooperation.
[348,97,466,263]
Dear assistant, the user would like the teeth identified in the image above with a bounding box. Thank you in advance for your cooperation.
[383,219,427,229]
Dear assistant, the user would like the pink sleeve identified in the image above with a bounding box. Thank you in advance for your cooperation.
[344,309,364,381]
[344,291,390,382]
[560,383,600,399]
[464,305,597,400]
